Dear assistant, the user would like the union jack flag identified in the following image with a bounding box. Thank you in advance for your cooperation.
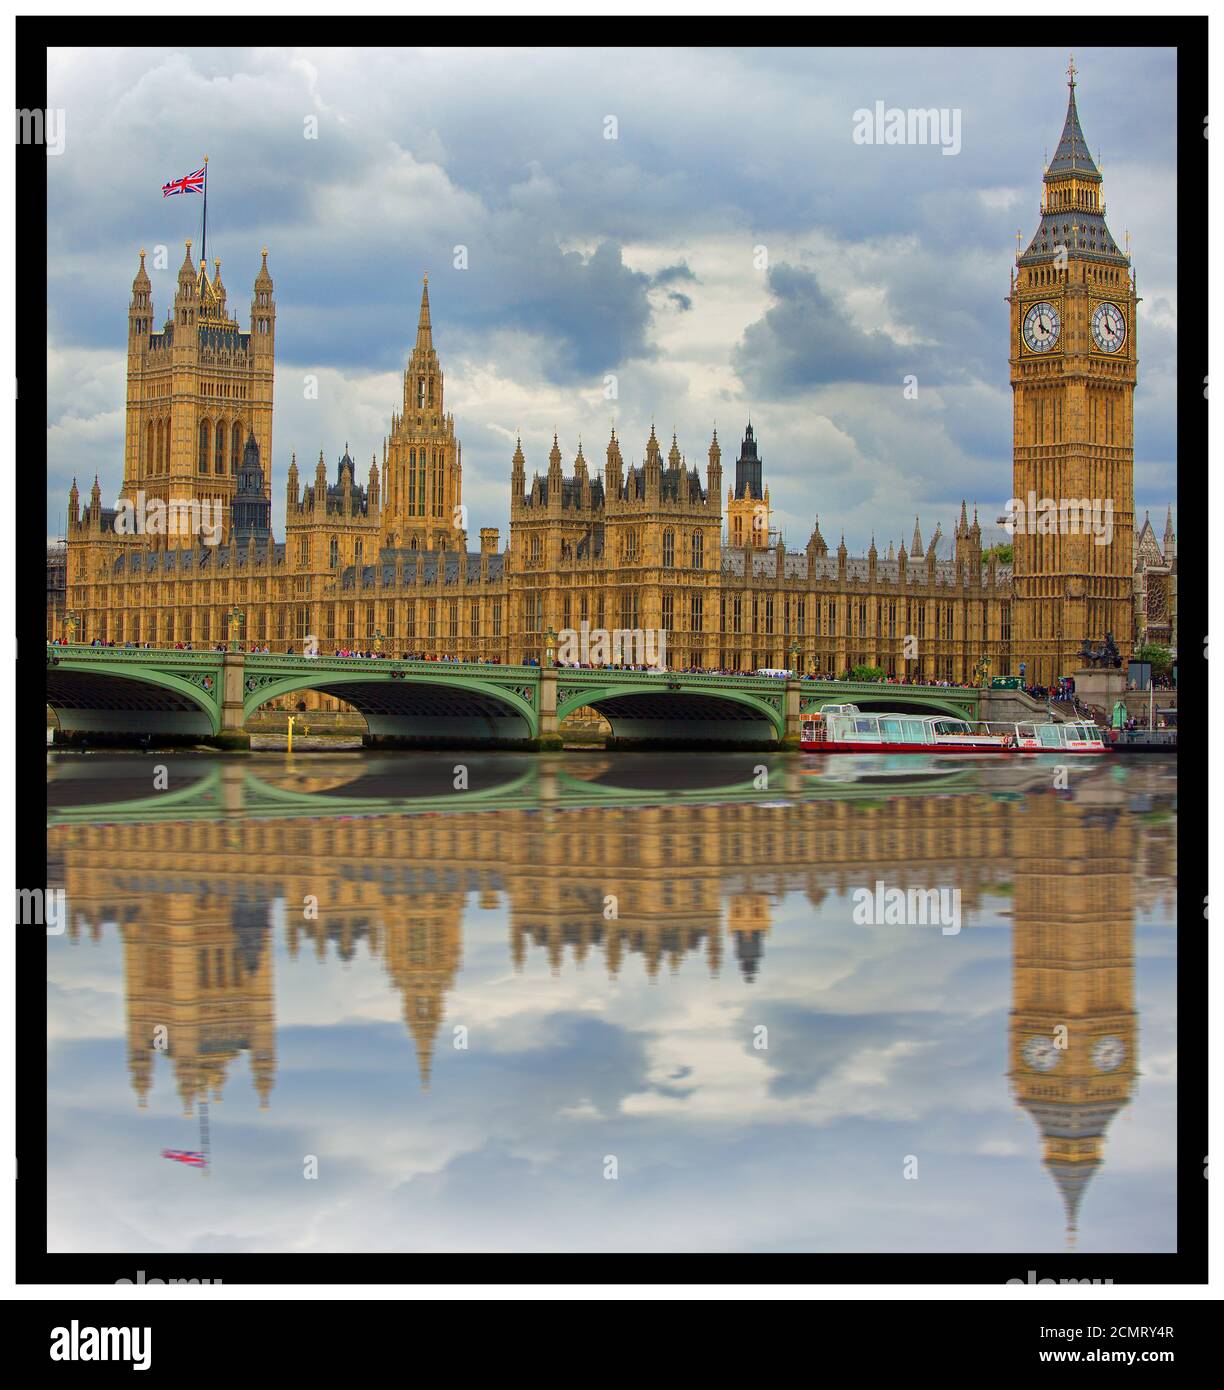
[162,166,205,197]
[161,1148,208,1167]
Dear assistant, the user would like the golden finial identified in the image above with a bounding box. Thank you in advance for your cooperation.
[1067,53,1077,88]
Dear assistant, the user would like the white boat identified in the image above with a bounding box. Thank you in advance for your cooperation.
[800,705,1108,755]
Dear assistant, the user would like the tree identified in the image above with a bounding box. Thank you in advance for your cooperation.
[846,664,886,682]
[1134,642,1173,676]
[984,542,1013,565]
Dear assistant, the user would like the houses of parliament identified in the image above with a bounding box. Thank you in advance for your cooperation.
[56,67,1175,689]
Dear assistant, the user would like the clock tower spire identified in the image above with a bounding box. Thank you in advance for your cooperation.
[1009,61,1137,687]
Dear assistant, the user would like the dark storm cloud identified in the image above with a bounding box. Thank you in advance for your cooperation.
[734,262,916,391]
[654,262,699,286]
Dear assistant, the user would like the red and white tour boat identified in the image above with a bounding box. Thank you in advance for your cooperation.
[799,705,1108,755]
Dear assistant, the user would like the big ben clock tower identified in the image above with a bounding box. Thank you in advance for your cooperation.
[1010,59,1137,688]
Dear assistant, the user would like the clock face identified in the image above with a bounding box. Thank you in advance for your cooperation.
[1091,1035,1126,1072]
[1023,301,1061,352]
[1022,1035,1061,1072]
[1092,301,1126,352]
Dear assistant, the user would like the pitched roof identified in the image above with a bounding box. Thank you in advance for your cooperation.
[1047,83,1100,180]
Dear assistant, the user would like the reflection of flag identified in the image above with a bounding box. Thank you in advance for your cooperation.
[162,167,205,197]
[161,1148,207,1167]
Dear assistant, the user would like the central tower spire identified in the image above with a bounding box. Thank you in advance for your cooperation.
[381,276,462,551]
[415,273,433,352]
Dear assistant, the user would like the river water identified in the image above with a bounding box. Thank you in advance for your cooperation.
[46,750,1176,1255]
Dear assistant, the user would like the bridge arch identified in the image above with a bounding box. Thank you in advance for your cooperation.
[243,670,538,743]
[557,683,784,744]
[46,658,221,739]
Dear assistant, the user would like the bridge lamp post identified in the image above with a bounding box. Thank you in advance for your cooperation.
[65,610,79,645]
[373,628,385,655]
[544,627,558,667]
[228,606,245,653]
[788,639,802,675]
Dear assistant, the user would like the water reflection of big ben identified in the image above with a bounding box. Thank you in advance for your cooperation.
[1009,801,1138,1246]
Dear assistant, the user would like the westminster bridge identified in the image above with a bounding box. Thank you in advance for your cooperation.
[44,643,1014,748]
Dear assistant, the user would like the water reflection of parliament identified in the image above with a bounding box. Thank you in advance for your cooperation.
[50,758,1174,1242]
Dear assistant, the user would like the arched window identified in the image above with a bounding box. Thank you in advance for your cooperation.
[198,419,210,474]
[663,530,674,567]
[329,538,338,568]
[692,531,704,570]
[215,419,226,474]
[146,421,155,477]
[232,421,243,472]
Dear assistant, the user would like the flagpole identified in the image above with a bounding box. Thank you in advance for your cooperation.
[201,155,208,269]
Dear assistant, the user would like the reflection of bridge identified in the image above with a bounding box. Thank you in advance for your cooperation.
[47,751,993,825]
[45,644,983,748]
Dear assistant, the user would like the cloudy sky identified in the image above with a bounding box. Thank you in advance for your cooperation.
[46,46,1178,550]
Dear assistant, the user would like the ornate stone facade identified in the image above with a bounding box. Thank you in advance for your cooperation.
[60,269,1016,679]
[1133,508,1177,656]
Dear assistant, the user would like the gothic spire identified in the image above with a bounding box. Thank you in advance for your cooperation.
[415,275,433,353]
[1046,55,1100,182]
